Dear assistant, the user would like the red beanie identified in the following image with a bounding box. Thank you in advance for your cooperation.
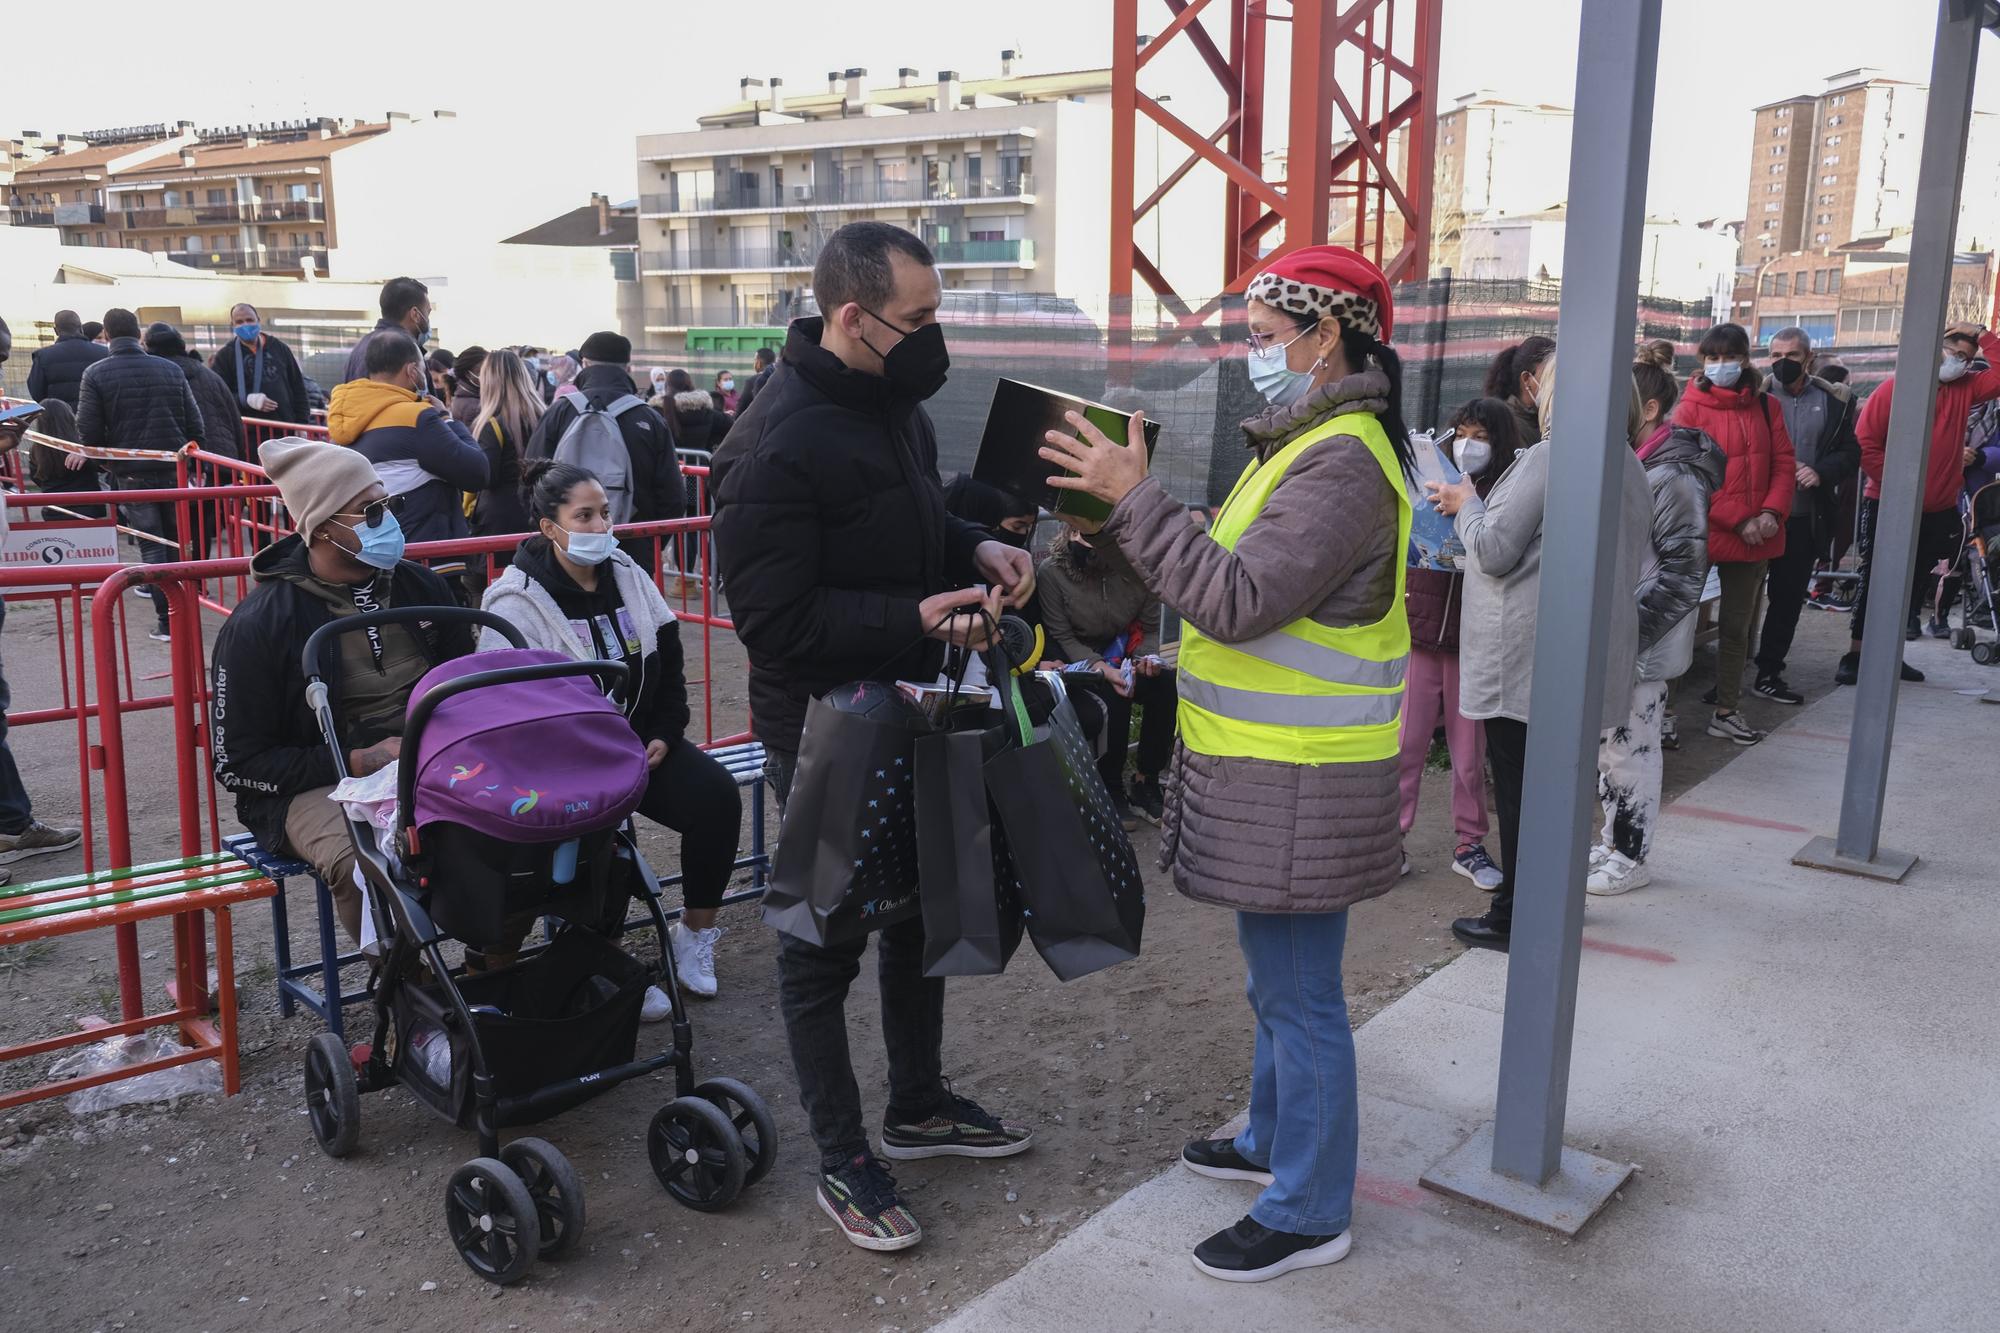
[1246,245,1394,342]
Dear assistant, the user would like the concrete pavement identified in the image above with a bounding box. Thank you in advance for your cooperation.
[938,636,2000,1332]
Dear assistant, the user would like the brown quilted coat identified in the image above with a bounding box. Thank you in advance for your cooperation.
[1100,372,1403,914]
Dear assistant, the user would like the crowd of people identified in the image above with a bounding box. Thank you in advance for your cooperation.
[2,216,1996,1289]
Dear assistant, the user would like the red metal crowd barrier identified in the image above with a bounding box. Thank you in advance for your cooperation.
[239,414,331,457]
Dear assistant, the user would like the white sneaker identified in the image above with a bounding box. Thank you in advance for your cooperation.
[1588,843,1611,870]
[640,984,672,1023]
[1586,852,1651,896]
[671,922,721,999]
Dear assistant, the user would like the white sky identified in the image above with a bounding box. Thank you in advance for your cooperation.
[7,0,1996,248]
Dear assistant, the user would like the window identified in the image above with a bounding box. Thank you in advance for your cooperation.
[966,154,981,194]
[163,189,181,207]
[1825,135,1842,146]
[289,183,308,202]
[1828,114,1844,126]
[1828,268,1842,293]
[1811,270,1825,293]
[1815,231,1831,243]
[182,235,200,252]
[969,228,1005,242]
[1831,94,1847,106]
[1822,174,1839,185]
[1822,154,1840,166]
[1765,202,1781,213]
[1819,193,1835,205]
[1761,272,1776,295]
[1774,273,1789,296]
[1771,145,1786,156]
[1769,164,1785,176]
[207,188,228,205]
[316,230,326,246]
[1816,212,1831,224]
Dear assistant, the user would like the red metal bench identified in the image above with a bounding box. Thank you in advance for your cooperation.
[0,853,277,1111]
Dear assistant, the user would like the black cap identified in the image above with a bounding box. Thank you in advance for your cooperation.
[143,321,186,357]
[579,331,631,364]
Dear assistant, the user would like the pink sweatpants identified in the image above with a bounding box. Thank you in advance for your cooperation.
[1397,646,1489,844]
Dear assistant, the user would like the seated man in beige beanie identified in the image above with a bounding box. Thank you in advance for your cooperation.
[211,436,474,944]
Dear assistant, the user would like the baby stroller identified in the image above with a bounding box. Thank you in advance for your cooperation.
[297,607,776,1286]
[1947,481,2000,664]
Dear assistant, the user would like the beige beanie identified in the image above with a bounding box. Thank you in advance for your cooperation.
[260,436,380,542]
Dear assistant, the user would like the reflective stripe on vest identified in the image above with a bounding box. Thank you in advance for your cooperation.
[1177,409,1412,765]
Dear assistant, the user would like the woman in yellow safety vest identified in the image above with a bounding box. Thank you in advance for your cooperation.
[1040,245,1413,1284]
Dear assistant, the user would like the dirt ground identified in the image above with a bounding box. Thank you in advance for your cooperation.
[0,587,1863,1332]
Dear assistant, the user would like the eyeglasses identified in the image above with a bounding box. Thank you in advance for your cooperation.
[1244,324,1313,355]
[331,494,407,530]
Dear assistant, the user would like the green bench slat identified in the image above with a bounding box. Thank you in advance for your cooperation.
[0,869,269,927]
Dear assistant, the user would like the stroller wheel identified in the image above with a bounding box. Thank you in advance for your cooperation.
[304,1032,360,1158]
[500,1137,586,1259]
[1973,642,1997,666]
[695,1077,779,1188]
[444,1157,539,1286]
[649,1097,748,1212]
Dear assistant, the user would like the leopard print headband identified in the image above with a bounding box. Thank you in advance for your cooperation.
[1246,271,1382,340]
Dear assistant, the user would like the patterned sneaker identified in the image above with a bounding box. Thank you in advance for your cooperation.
[1707,710,1765,746]
[817,1152,922,1252]
[0,820,83,865]
[1752,674,1804,706]
[1451,842,1504,891]
[881,1090,1033,1160]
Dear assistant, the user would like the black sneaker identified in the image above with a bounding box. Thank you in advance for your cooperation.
[1699,685,1719,707]
[1452,914,1510,953]
[1752,674,1804,705]
[1181,1138,1275,1186]
[1191,1215,1351,1283]
[1927,617,1952,639]
[1834,652,1859,686]
[816,1152,923,1252]
[1110,790,1141,832]
[1129,774,1165,826]
[881,1090,1033,1160]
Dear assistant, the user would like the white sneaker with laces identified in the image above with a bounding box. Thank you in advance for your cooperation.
[1586,852,1651,896]
[1707,711,1765,746]
[640,985,672,1022]
[672,922,722,998]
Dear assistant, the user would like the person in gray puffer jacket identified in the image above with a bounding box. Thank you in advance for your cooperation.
[1588,365,1724,895]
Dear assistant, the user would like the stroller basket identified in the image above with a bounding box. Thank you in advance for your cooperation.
[399,928,648,1128]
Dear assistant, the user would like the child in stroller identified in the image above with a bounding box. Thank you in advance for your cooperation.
[1944,481,2000,663]
[297,605,776,1286]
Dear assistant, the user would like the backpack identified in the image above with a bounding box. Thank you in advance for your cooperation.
[551,394,648,524]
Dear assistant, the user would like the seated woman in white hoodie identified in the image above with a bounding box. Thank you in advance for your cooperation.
[479,459,741,1007]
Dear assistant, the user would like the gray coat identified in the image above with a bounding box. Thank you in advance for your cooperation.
[1453,434,1653,729]
[1635,428,1725,683]
[1102,371,1403,915]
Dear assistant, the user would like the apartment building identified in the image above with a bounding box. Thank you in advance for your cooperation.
[1430,92,1576,273]
[3,113,457,278]
[1739,68,2000,267]
[633,57,1113,339]
[1744,239,1994,348]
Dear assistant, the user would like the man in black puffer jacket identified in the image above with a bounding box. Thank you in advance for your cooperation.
[26,309,109,407]
[710,222,1036,1255]
[77,307,205,639]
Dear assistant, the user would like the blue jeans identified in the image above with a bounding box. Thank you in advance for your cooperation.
[0,601,32,834]
[1232,908,1357,1236]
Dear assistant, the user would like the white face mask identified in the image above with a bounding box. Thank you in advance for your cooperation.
[552,523,616,565]
[1705,358,1743,388]
[1940,354,1971,383]
[1453,435,1493,476]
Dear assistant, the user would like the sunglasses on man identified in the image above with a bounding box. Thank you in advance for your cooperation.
[332,493,408,530]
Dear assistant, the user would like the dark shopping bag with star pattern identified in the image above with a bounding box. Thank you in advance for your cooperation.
[914,677,1029,978]
[985,675,1146,982]
[762,683,926,947]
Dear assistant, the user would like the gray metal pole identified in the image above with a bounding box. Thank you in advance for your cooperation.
[1832,0,1982,863]
[1488,0,1662,1186]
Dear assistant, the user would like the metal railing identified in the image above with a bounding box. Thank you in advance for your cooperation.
[643,235,1032,276]
[165,248,326,272]
[113,199,324,228]
[640,172,1035,214]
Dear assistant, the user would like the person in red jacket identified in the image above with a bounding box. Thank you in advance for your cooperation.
[1673,323,1795,745]
[1836,321,2000,684]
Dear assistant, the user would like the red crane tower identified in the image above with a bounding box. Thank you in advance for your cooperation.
[1109,0,1443,365]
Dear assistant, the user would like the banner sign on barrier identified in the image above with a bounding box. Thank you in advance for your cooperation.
[2,519,121,592]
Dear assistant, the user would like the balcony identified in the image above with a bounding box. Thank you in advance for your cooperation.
[6,209,56,227]
[113,199,323,228]
[641,243,814,273]
[54,203,105,226]
[165,248,327,273]
[642,300,781,330]
[932,238,1035,266]
[640,173,1035,215]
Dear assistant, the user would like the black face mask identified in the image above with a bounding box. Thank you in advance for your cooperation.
[993,525,1031,550]
[860,309,950,401]
[1770,357,1805,387]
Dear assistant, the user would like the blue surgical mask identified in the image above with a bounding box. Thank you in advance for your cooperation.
[1705,358,1743,389]
[329,510,405,570]
[234,323,261,344]
[1248,328,1317,406]
[556,525,616,566]
[546,369,559,386]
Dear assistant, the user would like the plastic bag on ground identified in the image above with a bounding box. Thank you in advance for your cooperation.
[47,1031,224,1114]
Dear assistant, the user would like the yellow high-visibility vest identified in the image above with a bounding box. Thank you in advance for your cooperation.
[1177,409,1412,765]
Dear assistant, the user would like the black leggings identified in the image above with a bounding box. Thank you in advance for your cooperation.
[633,740,743,911]
[1483,716,1529,930]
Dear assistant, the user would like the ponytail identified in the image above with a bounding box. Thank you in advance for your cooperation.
[1339,325,1415,478]
[1484,335,1556,401]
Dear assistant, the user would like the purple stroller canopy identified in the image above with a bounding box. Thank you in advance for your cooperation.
[407,649,649,840]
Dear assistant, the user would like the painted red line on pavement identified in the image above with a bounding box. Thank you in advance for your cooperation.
[1581,935,1676,965]
[1664,803,1809,833]
[1356,1171,1429,1209]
